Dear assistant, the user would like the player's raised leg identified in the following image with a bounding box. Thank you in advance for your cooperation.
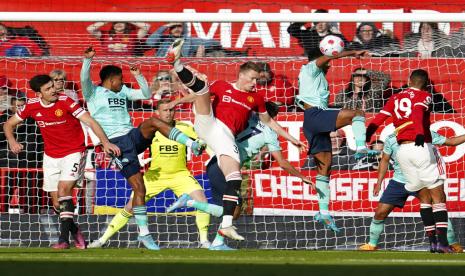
[167,38,211,116]
[167,192,223,218]
[335,109,378,158]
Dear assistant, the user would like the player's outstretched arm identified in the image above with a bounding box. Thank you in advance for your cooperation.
[166,93,197,109]
[271,150,315,189]
[3,115,24,154]
[126,66,151,100]
[315,50,370,69]
[81,47,97,101]
[258,112,307,152]
[374,152,391,197]
[78,112,121,156]
[444,134,465,146]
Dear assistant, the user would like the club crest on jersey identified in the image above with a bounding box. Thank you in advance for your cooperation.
[55,109,64,117]
[247,96,254,103]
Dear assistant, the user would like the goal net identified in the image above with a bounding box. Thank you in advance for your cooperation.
[1,10,465,250]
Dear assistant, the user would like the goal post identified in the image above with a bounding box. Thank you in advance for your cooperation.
[1,11,465,250]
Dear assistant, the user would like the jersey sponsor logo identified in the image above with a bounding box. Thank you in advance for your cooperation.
[36,120,67,128]
[108,98,126,108]
[160,145,179,153]
[222,95,253,110]
[54,109,64,117]
[70,102,78,108]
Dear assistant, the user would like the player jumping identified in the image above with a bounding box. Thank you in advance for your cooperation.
[88,99,222,249]
[297,49,377,232]
[166,38,307,242]
[80,47,203,250]
[169,102,314,250]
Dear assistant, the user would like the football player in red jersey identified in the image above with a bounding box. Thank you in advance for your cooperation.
[165,38,309,246]
[3,74,120,250]
[366,69,452,253]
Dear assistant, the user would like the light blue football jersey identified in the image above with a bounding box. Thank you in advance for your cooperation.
[383,131,446,184]
[296,61,329,109]
[80,58,151,139]
[235,114,282,166]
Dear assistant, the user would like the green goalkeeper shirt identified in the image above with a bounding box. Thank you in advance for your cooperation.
[80,58,151,139]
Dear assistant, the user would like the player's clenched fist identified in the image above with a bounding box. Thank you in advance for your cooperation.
[84,46,96,59]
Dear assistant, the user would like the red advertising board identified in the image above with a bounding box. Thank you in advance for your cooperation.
[129,111,465,217]
[247,112,465,217]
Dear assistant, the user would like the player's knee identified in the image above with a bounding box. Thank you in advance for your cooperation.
[374,211,388,220]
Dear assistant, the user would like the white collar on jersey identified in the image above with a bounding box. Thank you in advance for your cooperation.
[231,82,248,93]
[39,99,55,108]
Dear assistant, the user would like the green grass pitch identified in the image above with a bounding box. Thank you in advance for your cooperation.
[1,248,465,276]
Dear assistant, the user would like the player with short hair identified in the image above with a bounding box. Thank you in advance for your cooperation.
[206,102,313,250]
[359,130,464,252]
[297,49,377,232]
[366,69,452,253]
[80,47,204,250]
[166,39,307,242]
[3,74,120,249]
[168,102,313,250]
[89,99,222,249]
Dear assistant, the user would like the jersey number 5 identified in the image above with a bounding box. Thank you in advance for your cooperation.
[394,98,412,119]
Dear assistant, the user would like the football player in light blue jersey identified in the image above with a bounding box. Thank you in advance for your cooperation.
[359,131,465,253]
[80,47,204,250]
[170,102,314,250]
[297,49,377,232]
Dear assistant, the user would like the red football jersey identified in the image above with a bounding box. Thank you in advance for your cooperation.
[371,88,432,143]
[16,96,86,158]
[210,80,267,136]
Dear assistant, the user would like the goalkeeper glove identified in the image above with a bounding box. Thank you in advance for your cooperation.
[414,134,425,147]
[191,139,207,156]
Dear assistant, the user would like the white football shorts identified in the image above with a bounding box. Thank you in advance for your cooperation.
[43,151,86,192]
[194,109,240,164]
[397,142,445,192]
